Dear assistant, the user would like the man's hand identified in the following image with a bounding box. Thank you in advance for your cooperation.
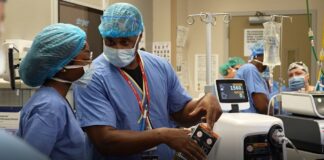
[159,128,207,160]
[188,93,222,130]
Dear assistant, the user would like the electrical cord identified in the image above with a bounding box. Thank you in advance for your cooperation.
[306,0,324,77]
[271,129,306,160]
[284,137,306,160]
[267,93,281,115]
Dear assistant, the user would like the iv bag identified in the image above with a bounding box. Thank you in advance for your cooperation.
[263,21,281,66]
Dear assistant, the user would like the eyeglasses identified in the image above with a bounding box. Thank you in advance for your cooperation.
[71,51,93,64]
[231,66,240,70]
[64,63,91,70]
[72,59,92,64]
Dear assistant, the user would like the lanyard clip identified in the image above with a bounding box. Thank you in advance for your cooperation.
[143,109,148,119]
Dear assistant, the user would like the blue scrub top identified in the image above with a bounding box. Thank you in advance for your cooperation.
[269,80,289,113]
[17,87,88,160]
[73,51,192,160]
[235,63,270,113]
[0,130,49,160]
[269,80,288,98]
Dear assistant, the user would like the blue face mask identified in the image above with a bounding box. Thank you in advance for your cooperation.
[103,35,140,68]
[288,76,305,91]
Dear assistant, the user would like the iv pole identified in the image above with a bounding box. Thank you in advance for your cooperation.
[267,15,292,114]
[187,12,230,93]
[271,15,292,93]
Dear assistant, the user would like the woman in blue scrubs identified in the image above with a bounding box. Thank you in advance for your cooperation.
[17,23,93,160]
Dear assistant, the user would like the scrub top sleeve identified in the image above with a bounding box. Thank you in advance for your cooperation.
[74,73,117,128]
[165,62,192,114]
[244,68,269,96]
[21,112,61,156]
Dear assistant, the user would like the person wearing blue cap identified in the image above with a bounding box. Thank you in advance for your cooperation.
[17,23,93,160]
[73,2,222,160]
[235,41,270,114]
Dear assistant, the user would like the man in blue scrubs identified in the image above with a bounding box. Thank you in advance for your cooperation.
[235,41,270,114]
[74,3,222,160]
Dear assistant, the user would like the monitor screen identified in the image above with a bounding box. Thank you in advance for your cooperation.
[58,0,103,59]
[216,79,248,103]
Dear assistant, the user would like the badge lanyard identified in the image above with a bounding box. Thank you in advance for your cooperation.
[119,55,152,131]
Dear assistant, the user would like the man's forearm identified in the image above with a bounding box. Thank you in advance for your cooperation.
[252,93,269,114]
[87,127,167,156]
[171,97,204,127]
[255,104,268,114]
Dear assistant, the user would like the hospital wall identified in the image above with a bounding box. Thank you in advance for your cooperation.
[3,0,53,40]
[3,0,159,55]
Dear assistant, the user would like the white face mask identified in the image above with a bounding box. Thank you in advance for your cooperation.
[74,65,94,87]
[103,35,140,68]
[253,59,263,65]
[251,59,268,72]
[52,64,94,87]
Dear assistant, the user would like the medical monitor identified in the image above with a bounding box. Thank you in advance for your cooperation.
[215,79,250,111]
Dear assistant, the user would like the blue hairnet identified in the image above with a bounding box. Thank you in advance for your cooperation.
[19,23,86,87]
[99,3,144,38]
[251,40,264,57]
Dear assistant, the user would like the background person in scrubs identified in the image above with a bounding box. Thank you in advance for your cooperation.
[17,23,92,160]
[74,3,222,160]
[235,41,270,114]
[219,57,245,78]
[267,62,313,114]
[288,61,314,92]
[269,61,313,93]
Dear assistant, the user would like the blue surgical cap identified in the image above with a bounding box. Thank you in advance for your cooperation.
[19,23,86,87]
[251,40,264,58]
[99,3,144,38]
